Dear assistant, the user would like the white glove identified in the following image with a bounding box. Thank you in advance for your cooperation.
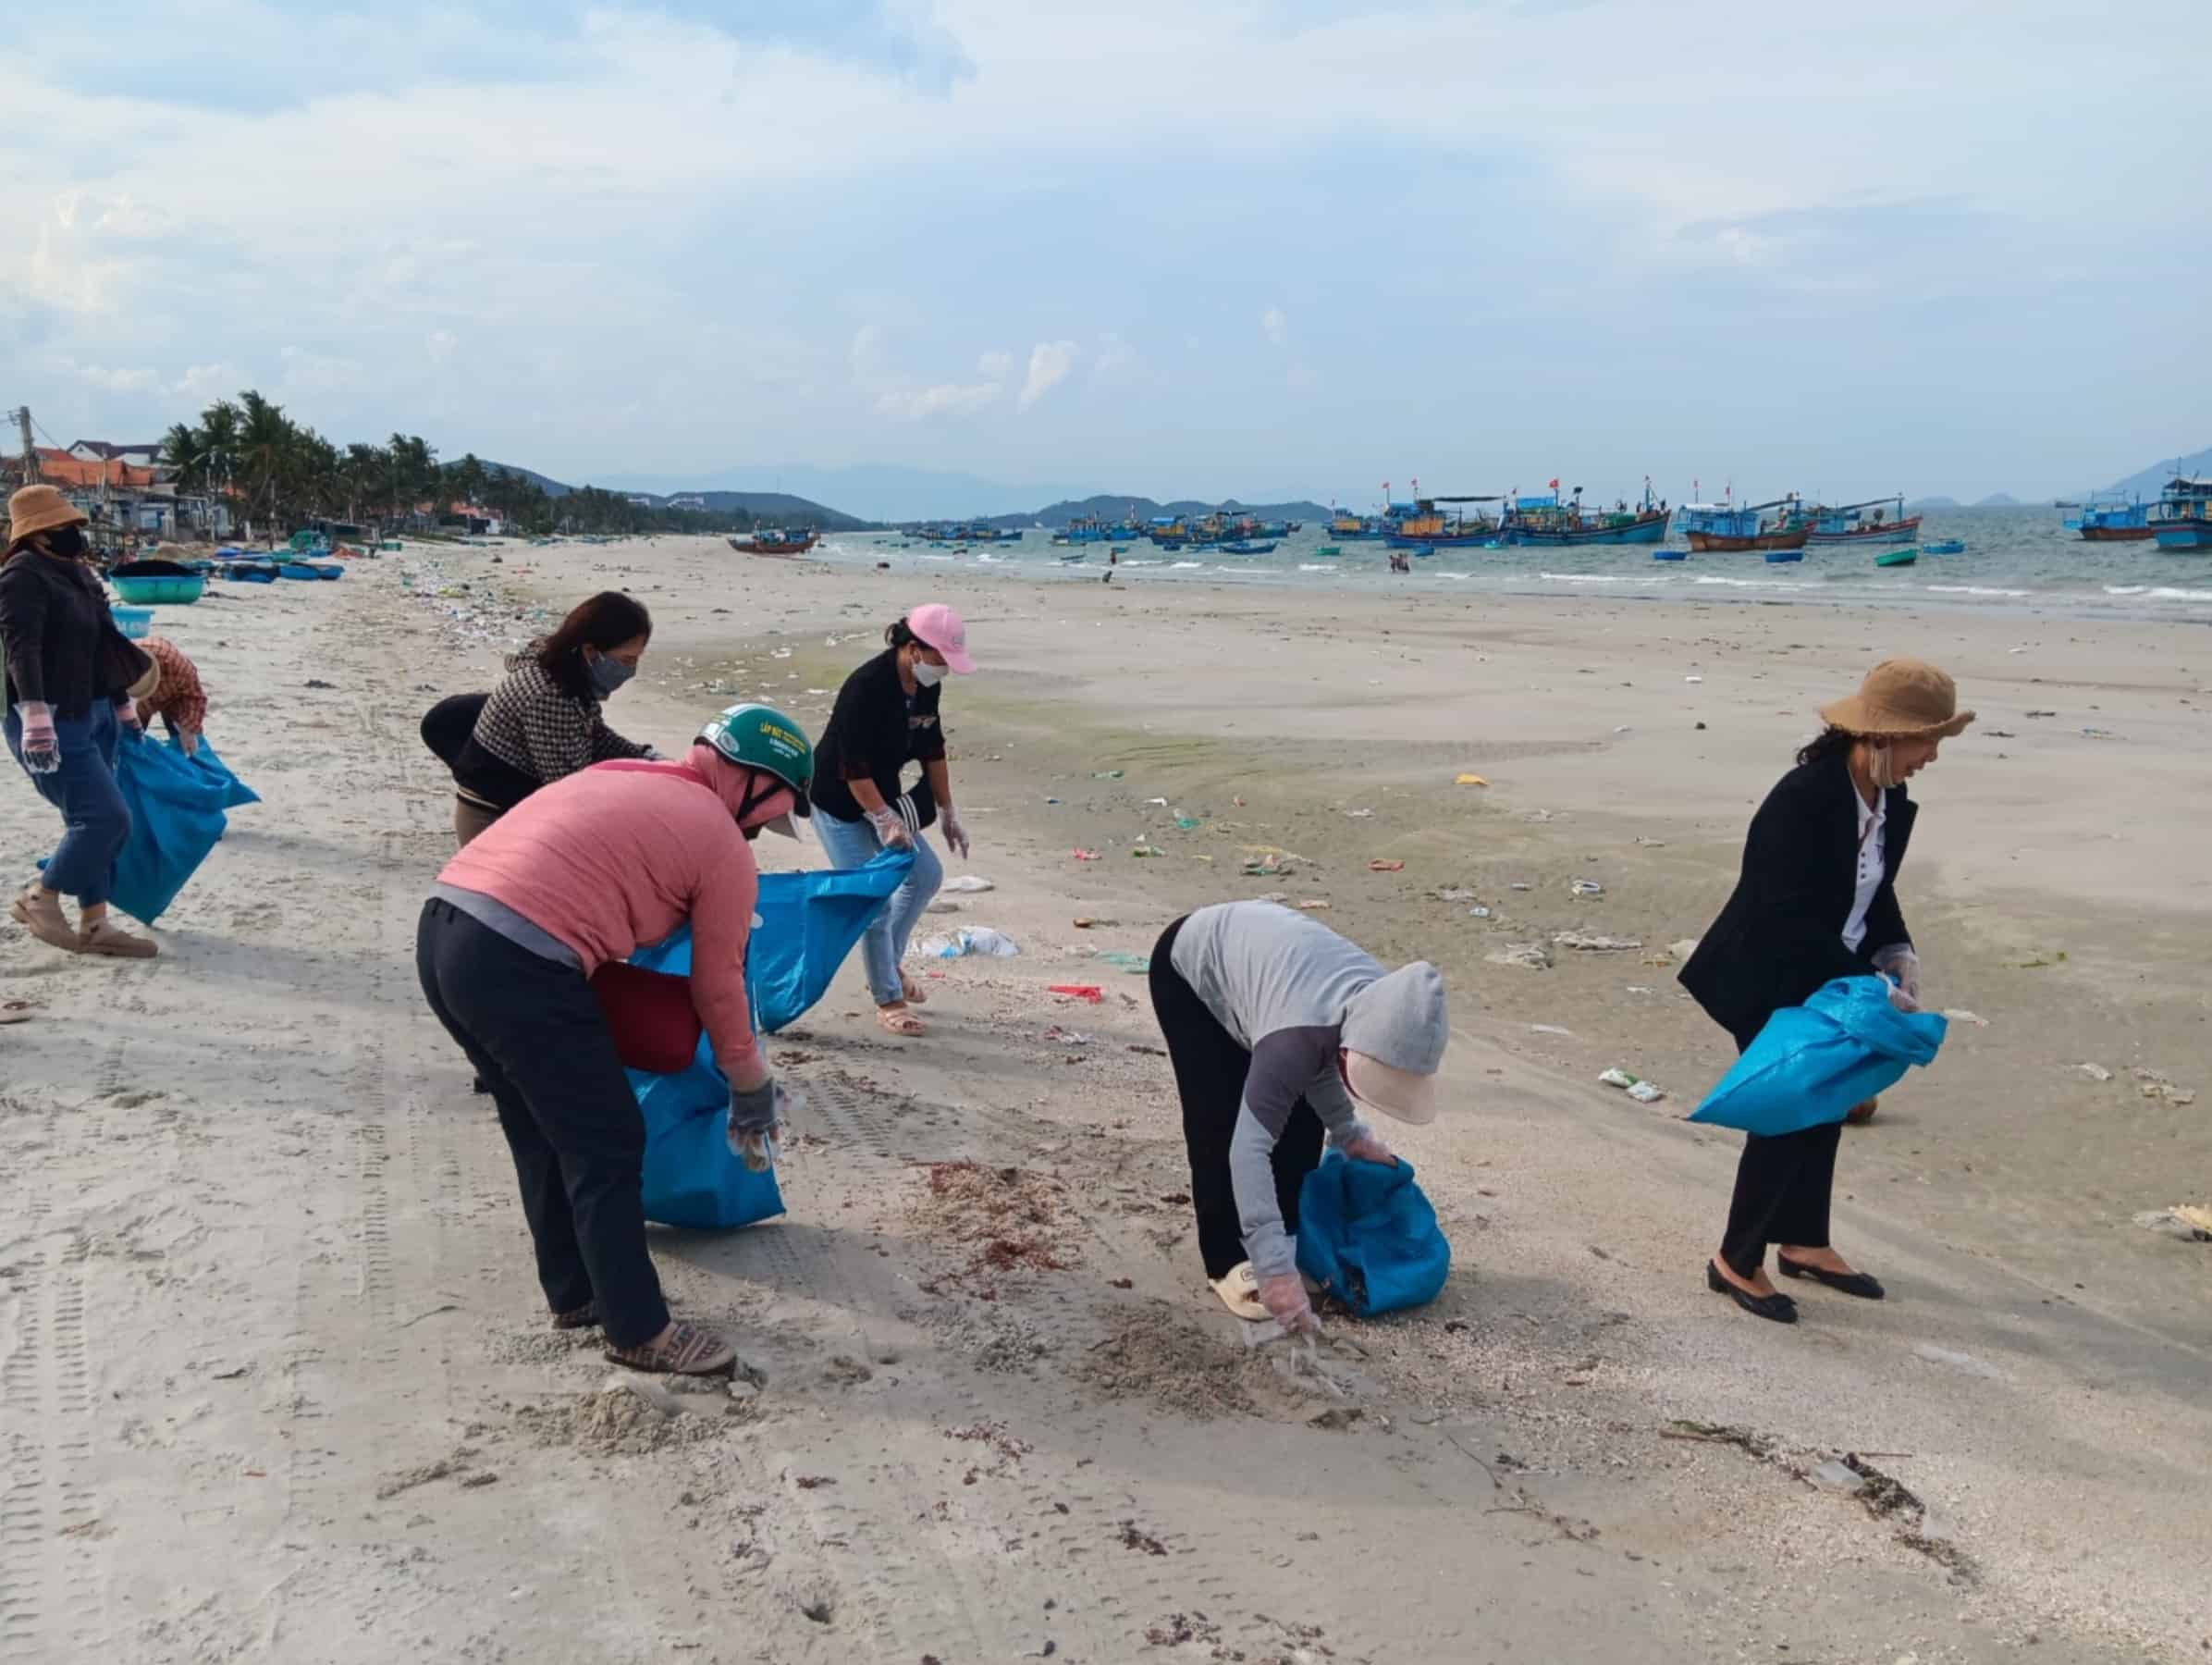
[866,806,913,849]
[941,805,970,861]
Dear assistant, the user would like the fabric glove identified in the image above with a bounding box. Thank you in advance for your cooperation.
[15,703,60,775]
[115,698,142,734]
[941,804,970,861]
[727,1077,782,1174]
[1258,1271,1321,1336]
[866,806,913,849]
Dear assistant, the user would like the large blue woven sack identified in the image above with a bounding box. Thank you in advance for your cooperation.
[1295,1153,1451,1317]
[624,847,914,1228]
[1689,976,1948,1138]
[109,728,231,924]
[166,731,260,808]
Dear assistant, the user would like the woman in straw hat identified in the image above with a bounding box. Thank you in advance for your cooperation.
[1679,660,1973,1323]
[0,485,159,957]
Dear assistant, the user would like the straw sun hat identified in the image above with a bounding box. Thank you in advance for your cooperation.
[5,484,88,553]
[1819,658,1975,740]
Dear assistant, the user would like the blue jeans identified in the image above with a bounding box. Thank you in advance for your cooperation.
[812,808,943,1005]
[6,703,129,906]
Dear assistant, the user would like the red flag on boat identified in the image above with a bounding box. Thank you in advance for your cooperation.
[1547,477,1559,490]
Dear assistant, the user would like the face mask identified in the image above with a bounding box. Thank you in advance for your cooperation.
[43,526,87,559]
[587,652,635,697]
[911,658,949,688]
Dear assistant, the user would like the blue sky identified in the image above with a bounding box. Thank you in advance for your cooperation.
[4,0,2206,513]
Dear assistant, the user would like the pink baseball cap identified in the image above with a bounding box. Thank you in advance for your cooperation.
[906,603,976,674]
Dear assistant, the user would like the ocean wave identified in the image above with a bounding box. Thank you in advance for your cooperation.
[1297,563,1340,572]
[2103,585,2147,596]
[1693,574,1809,590]
[2146,586,2212,602]
[1171,561,1203,570]
[1924,585,2029,598]
[1539,571,1632,584]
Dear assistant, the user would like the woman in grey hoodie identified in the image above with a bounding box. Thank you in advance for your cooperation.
[1148,900,1450,1333]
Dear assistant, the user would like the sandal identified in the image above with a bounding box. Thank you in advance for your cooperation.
[551,1303,599,1330]
[0,1001,33,1027]
[877,1003,926,1038]
[80,919,157,959]
[898,970,929,1006]
[11,886,80,954]
[1210,1262,1270,1321]
[605,1320,738,1376]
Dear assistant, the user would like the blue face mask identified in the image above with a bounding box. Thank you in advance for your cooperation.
[588,652,635,697]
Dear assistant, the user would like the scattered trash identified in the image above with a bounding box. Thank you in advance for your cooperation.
[2174,1203,2212,1234]
[1072,848,1102,861]
[1129,845,1161,859]
[1488,944,1553,970]
[2133,1068,2197,1106]
[1454,773,1488,787]
[1296,899,1332,911]
[1174,817,1202,832]
[1049,985,1104,1003]
[1437,887,1477,902]
[1530,1023,1573,1036]
[1242,855,1292,876]
[1046,1028,1094,1047]
[1553,931,1641,952]
[1368,858,1405,872]
[1519,808,1555,823]
[916,928,1021,959]
[1144,796,1169,807]
[1684,675,1703,684]
[1634,836,1665,847]
[2082,726,2116,739]
[1812,1458,1868,1494]
[1509,882,1532,892]
[1612,725,1632,734]
[1628,1080,1665,1104]
[1093,770,1124,780]
[1598,1067,1637,1089]
[2077,1063,2113,1082]
[1667,938,1701,961]
[1940,1008,1987,1027]
[1625,984,1654,994]
[1096,951,1151,975]
[1345,808,1375,820]
[1596,1067,1664,1103]
[1568,879,1604,898]
[1467,906,1492,919]
[2132,1206,2212,1243]
[2025,709,2057,719]
[943,876,995,894]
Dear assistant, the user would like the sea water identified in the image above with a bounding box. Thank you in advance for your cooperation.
[815,509,2212,624]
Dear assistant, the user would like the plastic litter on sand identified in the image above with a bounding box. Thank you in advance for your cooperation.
[1049,985,1104,1003]
[915,927,1021,959]
[942,875,995,894]
[1569,880,1604,898]
[1454,773,1488,786]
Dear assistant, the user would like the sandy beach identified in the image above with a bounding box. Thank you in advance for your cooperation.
[3,534,2206,1664]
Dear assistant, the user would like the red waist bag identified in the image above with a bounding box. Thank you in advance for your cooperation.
[585,758,717,1074]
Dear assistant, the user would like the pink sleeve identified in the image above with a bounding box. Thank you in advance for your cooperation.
[684,824,764,1084]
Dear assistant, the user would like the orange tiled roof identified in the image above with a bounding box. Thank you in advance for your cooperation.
[35,448,158,489]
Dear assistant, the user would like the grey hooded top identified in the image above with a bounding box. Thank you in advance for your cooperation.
[1169,901,1449,1280]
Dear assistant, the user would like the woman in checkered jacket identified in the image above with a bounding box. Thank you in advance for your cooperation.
[447,592,657,845]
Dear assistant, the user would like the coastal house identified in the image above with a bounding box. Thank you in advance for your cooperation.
[68,439,165,469]
[33,447,180,537]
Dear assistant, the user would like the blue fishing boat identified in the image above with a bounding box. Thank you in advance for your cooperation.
[2149,477,2212,550]
[1384,496,1503,549]
[1676,495,1806,553]
[1219,540,1278,555]
[277,562,323,580]
[1322,505,1386,541]
[1921,538,1965,555]
[1502,484,1669,547]
[1653,549,1688,561]
[1805,494,1919,546]
[1763,549,1805,565]
[2063,495,2152,543]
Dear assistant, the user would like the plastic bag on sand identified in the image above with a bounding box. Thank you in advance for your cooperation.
[106,729,231,924]
[1690,976,1948,1138]
[1295,1153,1451,1318]
[942,875,994,894]
[916,926,1020,959]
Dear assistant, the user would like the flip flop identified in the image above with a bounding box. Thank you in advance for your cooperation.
[80,920,157,959]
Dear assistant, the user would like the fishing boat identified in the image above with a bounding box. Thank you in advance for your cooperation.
[1322,506,1386,541]
[1875,549,1919,568]
[1763,549,1805,565]
[2064,495,2153,542]
[1058,551,1088,563]
[1804,495,1919,546]
[1921,537,1966,555]
[1653,549,1688,561]
[1383,496,1503,549]
[1675,495,1808,553]
[1313,546,1343,558]
[1501,484,1668,547]
[728,528,819,556]
[2148,477,2212,550]
[1218,540,1278,555]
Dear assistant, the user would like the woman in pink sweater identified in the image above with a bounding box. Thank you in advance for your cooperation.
[418,703,815,1375]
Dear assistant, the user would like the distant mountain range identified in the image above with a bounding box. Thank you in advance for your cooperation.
[957,494,1334,532]
[2106,446,2211,500]
[1908,493,2022,510]
[482,462,874,531]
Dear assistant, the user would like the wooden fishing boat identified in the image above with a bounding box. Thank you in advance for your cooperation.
[728,528,819,557]
[1921,538,1965,555]
[1383,496,1502,549]
[1875,549,1919,568]
[2147,478,2212,550]
[1502,484,1668,547]
[1805,495,1919,546]
[2065,498,2152,542]
[1676,495,1808,552]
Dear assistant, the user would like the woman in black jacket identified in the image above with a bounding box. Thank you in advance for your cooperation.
[1679,660,1972,1324]
[0,486,157,957]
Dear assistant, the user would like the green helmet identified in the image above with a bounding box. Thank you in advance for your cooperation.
[697,703,814,816]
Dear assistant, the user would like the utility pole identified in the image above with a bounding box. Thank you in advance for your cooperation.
[10,407,37,484]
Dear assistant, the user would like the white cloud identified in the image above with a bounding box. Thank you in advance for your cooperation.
[977,348,1014,380]
[875,380,1002,420]
[1091,332,1137,384]
[1017,340,1079,410]
[1261,306,1287,346]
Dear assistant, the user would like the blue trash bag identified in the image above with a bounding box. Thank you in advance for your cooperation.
[1295,1153,1452,1317]
[108,728,232,924]
[165,731,260,809]
[1689,976,1948,1138]
[624,847,915,1228]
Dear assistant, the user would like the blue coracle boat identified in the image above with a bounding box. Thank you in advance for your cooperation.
[1921,538,1965,555]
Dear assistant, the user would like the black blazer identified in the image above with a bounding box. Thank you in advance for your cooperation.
[1678,747,1916,1047]
[0,550,152,718]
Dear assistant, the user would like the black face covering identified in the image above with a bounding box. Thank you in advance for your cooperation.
[43,526,87,559]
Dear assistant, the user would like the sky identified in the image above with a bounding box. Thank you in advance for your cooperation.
[4,0,2206,514]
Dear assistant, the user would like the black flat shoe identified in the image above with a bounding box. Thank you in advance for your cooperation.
[1706,1261,1798,1323]
[1776,1256,1885,1300]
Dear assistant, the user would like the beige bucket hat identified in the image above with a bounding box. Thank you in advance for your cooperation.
[1819,659,1975,740]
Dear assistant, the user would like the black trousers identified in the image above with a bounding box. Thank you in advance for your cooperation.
[415,898,670,1347]
[1149,917,1326,1281]
[1717,1017,1843,1276]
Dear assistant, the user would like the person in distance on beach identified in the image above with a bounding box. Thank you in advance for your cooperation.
[808,604,977,1039]
[417,703,814,1375]
[0,485,159,958]
[442,590,658,845]
[1679,660,1973,1324]
[1148,900,1449,1334]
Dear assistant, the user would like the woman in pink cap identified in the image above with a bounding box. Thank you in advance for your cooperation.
[808,604,977,1036]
